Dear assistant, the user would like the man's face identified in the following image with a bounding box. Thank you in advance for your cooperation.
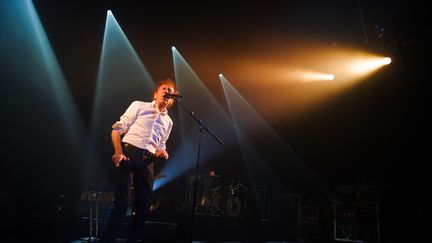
[154,84,175,108]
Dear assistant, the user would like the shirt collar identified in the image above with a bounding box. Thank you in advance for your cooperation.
[151,100,168,114]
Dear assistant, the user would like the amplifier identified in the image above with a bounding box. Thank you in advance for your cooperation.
[333,202,380,243]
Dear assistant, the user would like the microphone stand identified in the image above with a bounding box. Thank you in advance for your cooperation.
[170,96,223,242]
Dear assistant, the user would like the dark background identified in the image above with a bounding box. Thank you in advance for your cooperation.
[0,0,424,242]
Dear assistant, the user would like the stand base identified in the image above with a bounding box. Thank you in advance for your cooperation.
[80,236,99,242]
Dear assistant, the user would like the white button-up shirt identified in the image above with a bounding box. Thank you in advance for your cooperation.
[112,100,173,154]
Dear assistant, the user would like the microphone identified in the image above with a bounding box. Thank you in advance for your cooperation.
[163,92,183,99]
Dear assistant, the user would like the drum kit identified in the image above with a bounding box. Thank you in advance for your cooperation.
[183,173,246,218]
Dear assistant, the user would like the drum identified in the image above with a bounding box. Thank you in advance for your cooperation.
[225,195,242,218]
[224,180,247,218]
[183,174,225,215]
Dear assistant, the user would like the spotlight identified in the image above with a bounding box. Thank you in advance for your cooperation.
[350,56,391,74]
[171,46,176,51]
[383,57,391,65]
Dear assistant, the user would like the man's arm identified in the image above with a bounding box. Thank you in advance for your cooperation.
[111,129,129,167]
[155,119,173,160]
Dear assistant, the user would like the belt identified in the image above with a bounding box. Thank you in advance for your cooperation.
[123,143,155,157]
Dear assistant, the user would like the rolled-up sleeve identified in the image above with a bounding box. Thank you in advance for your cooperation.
[112,101,139,135]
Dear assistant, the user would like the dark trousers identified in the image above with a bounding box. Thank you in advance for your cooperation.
[101,143,154,243]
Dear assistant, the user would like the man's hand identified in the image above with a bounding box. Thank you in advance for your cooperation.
[112,153,129,167]
[155,149,169,160]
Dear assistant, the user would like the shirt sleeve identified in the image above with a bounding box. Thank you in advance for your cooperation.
[112,101,139,135]
[157,119,173,151]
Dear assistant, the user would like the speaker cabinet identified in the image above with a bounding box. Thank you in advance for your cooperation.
[267,194,300,240]
[247,185,267,220]
[333,202,380,243]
